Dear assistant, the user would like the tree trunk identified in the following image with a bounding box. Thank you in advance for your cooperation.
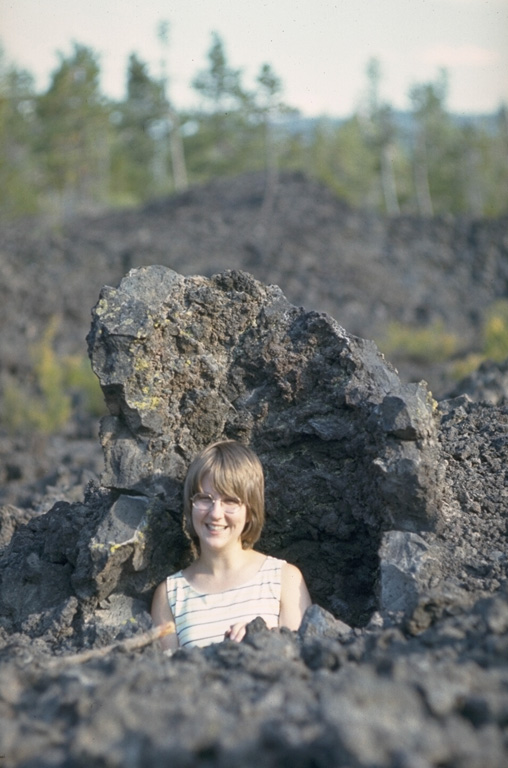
[167,105,188,192]
[254,118,279,255]
[464,147,484,217]
[413,135,433,216]
[380,143,400,215]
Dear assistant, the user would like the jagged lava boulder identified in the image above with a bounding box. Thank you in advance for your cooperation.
[0,266,449,639]
[84,265,445,625]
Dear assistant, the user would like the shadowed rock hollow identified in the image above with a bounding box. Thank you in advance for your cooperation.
[85,265,444,626]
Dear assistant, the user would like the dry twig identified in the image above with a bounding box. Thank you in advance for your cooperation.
[47,621,176,668]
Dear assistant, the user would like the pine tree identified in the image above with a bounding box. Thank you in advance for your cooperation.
[409,70,456,215]
[36,43,111,214]
[111,53,168,201]
[0,48,41,215]
[255,64,284,218]
[190,32,252,177]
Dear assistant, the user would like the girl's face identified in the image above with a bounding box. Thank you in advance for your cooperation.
[191,474,248,552]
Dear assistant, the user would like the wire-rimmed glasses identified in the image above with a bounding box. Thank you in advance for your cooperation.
[191,493,242,513]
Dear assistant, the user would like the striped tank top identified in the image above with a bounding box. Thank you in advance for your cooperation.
[166,555,285,648]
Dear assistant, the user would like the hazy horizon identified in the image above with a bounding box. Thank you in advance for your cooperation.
[2,0,507,118]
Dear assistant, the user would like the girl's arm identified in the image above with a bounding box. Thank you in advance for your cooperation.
[151,581,179,652]
[279,562,312,631]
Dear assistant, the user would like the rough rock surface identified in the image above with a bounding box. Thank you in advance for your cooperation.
[1,266,507,766]
[1,266,446,633]
[437,396,508,596]
[0,590,507,768]
[2,172,508,399]
[445,358,508,405]
[85,266,444,624]
[1,171,507,521]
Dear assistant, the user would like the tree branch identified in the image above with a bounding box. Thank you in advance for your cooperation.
[48,621,176,667]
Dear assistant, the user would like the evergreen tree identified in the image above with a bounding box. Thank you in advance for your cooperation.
[255,64,285,217]
[1,34,506,219]
[487,106,508,216]
[311,115,379,208]
[192,32,245,112]
[256,63,284,178]
[456,120,489,216]
[36,43,111,214]
[409,70,459,215]
[0,49,41,215]
[189,32,253,177]
[111,53,168,201]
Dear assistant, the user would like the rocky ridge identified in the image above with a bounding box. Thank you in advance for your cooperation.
[1,172,508,394]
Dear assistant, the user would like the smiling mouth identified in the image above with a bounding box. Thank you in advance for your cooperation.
[205,524,227,532]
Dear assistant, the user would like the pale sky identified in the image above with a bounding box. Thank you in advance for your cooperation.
[1,0,507,116]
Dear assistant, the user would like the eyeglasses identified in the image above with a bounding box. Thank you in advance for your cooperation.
[191,493,242,513]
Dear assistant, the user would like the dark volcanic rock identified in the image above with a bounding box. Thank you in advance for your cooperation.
[0,588,507,768]
[0,266,446,634]
[1,172,508,398]
[0,432,103,516]
[437,396,508,595]
[445,358,508,405]
[84,266,444,624]
[1,172,507,515]
[0,264,507,767]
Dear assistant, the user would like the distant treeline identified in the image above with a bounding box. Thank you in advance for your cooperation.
[1,33,507,218]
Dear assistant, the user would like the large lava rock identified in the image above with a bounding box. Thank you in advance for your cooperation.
[82,266,445,625]
[0,266,449,638]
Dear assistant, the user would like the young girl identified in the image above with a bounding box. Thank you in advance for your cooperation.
[151,440,312,650]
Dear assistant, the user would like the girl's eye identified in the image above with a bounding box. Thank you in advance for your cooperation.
[191,494,242,510]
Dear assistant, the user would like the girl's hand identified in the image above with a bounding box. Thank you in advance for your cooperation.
[224,622,248,643]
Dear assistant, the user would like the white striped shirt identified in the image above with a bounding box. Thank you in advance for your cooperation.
[166,555,285,648]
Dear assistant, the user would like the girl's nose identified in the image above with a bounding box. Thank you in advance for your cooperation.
[208,499,224,517]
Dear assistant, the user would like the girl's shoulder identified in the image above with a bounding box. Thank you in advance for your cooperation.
[165,569,185,588]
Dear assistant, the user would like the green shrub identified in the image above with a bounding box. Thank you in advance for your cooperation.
[62,354,105,417]
[1,317,104,434]
[33,317,72,431]
[484,300,508,362]
[376,320,459,365]
[450,353,485,382]
[449,300,508,381]
[1,381,59,434]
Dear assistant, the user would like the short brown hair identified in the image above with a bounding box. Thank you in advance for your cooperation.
[183,440,265,551]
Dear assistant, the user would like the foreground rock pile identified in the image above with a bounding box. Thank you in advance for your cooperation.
[0,267,507,767]
[2,590,507,768]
